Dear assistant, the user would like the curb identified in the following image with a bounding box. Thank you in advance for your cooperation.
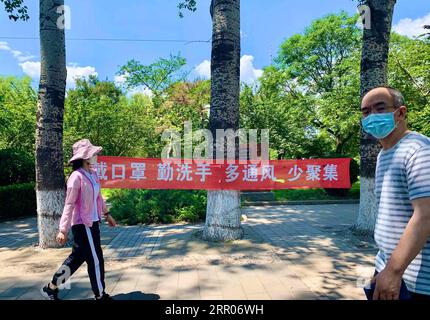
[241,199,360,206]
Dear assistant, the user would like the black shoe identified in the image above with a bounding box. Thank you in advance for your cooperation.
[40,284,60,300]
[95,293,113,301]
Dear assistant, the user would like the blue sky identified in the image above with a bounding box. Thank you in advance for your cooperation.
[1,0,429,91]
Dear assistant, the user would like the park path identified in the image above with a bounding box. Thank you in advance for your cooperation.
[0,204,377,300]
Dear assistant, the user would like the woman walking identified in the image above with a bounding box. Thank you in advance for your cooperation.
[41,139,117,300]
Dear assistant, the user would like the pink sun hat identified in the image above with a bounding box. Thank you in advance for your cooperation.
[68,139,103,164]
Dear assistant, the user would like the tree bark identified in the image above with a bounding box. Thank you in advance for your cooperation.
[355,0,396,233]
[36,0,67,248]
[203,0,243,241]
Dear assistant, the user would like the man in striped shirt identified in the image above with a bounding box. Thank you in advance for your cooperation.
[361,87,430,300]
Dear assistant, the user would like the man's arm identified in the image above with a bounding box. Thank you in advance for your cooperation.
[374,197,430,300]
[385,197,430,275]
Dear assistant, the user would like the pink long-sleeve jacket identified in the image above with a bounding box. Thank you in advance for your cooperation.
[59,168,108,234]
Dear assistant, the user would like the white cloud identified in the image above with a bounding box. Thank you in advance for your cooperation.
[113,73,153,97]
[19,61,41,78]
[0,41,11,51]
[393,12,430,38]
[66,63,98,87]
[240,55,263,85]
[194,60,211,79]
[193,55,263,85]
[11,50,22,58]
[19,61,98,88]
[16,54,36,62]
[129,86,153,98]
[114,74,128,85]
[1,41,97,88]
[0,41,35,62]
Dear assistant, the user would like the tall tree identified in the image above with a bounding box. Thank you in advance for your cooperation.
[36,0,67,248]
[63,77,154,159]
[117,54,187,109]
[355,0,397,232]
[0,76,36,152]
[247,13,362,160]
[1,3,32,151]
[203,0,243,241]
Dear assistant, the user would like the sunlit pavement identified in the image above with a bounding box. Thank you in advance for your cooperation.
[0,204,376,300]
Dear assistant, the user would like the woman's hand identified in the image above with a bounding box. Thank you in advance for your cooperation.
[105,214,117,227]
[56,231,68,246]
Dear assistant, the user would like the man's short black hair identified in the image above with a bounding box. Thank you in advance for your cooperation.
[363,86,405,108]
[384,86,405,108]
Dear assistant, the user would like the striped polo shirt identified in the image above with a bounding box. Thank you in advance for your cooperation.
[374,131,430,295]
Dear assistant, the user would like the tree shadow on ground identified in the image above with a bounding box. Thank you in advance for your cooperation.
[0,217,38,250]
[241,204,377,299]
[2,204,377,300]
[102,204,376,300]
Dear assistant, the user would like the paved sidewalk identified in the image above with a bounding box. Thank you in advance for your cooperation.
[0,204,377,300]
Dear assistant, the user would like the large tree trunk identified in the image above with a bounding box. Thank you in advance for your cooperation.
[36,0,67,248]
[355,0,396,233]
[203,0,243,241]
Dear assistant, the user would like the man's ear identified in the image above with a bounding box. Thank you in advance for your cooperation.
[396,106,407,120]
[399,106,408,120]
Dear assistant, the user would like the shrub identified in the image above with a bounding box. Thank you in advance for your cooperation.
[175,206,200,223]
[0,148,35,186]
[0,183,36,221]
[108,189,207,225]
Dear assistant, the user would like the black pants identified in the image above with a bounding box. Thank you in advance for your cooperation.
[52,222,106,297]
[410,292,430,300]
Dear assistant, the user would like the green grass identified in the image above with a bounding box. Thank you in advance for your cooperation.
[273,181,360,201]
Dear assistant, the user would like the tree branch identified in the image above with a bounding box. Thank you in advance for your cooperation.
[392,53,430,97]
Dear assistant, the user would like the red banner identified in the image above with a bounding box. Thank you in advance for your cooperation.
[95,156,351,190]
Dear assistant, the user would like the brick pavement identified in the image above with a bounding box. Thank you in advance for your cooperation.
[0,204,376,300]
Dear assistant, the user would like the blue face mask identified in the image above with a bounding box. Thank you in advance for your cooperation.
[361,109,400,139]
